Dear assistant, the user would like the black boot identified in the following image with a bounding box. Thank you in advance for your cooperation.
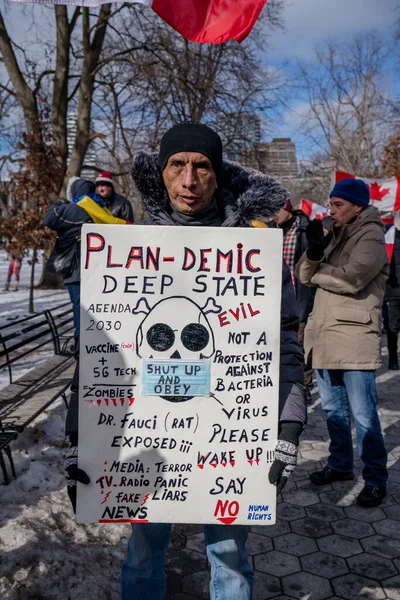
[387,330,399,370]
[357,484,386,507]
[310,465,354,485]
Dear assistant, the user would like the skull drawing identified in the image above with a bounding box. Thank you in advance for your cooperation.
[133,296,220,402]
[135,296,217,360]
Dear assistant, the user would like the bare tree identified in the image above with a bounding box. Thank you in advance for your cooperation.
[296,32,392,177]
[93,3,286,162]
[0,0,286,276]
[0,81,20,178]
[0,1,286,189]
[0,104,63,311]
[0,4,115,194]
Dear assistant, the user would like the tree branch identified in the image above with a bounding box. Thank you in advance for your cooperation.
[0,10,39,135]
[34,69,55,96]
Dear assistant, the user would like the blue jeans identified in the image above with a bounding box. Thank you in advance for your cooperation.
[66,283,80,337]
[315,369,387,487]
[121,523,253,600]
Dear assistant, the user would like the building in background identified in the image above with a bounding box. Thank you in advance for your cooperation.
[221,113,261,162]
[241,138,332,207]
[241,137,299,184]
[67,114,97,179]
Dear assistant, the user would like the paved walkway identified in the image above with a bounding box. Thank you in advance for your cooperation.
[164,356,400,600]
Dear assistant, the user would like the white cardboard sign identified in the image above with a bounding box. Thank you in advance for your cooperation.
[77,224,282,525]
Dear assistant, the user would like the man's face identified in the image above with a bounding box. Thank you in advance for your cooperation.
[330,197,362,227]
[273,208,292,227]
[96,183,113,200]
[162,152,218,214]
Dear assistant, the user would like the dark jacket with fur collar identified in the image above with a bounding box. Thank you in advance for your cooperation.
[134,153,306,425]
[133,153,291,227]
[65,156,306,438]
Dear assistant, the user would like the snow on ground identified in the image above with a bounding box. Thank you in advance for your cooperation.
[0,250,69,325]
[0,400,131,600]
[0,251,70,390]
[0,266,131,600]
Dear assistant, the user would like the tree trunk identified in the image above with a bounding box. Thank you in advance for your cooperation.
[61,4,111,194]
[0,11,41,138]
[28,249,37,314]
[52,6,73,192]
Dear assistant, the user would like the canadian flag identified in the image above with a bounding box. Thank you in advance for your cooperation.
[299,199,329,220]
[13,0,267,44]
[385,225,396,261]
[334,171,400,213]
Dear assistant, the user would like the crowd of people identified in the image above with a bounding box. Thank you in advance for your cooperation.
[270,177,391,507]
[41,123,398,600]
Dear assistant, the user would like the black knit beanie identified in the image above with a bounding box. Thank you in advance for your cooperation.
[159,123,223,176]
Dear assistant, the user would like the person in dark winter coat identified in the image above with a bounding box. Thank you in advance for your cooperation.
[45,178,133,337]
[95,171,134,222]
[271,199,315,397]
[386,211,400,369]
[44,179,94,337]
[65,124,306,600]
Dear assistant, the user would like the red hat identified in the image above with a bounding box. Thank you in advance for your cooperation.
[284,199,293,213]
[95,171,113,186]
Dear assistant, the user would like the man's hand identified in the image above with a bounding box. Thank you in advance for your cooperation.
[64,445,90,513]
[306,220,327,261]
[268,422,303,494]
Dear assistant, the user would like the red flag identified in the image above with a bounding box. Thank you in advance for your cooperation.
[382,215,395,227]
[152,0,267,43]
[385,225,396,261]
[334,171,400,213]
[299,199,328,220]
[12,0,266,44]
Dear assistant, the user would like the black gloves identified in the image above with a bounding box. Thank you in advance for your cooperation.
[269,422,303,494]
[64,444,90,513]
[305,220,328,261]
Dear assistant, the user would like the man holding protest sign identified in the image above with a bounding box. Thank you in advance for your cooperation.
[65,123,306,600]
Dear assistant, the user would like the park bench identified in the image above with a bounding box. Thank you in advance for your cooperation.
[0,430,17,485]
[0,302,75,483]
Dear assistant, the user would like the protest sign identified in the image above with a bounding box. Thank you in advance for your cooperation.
[77,224,282,525]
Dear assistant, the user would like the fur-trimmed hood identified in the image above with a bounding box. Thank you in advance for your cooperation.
[132,152,289,225]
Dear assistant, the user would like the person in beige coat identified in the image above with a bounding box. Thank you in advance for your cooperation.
[296,178,389,507]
